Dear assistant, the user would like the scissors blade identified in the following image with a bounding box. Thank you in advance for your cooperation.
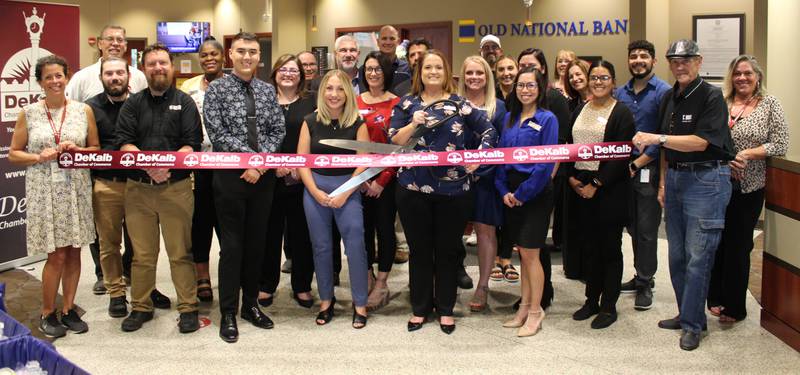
[328,167,385,197]
[319,139,403,154]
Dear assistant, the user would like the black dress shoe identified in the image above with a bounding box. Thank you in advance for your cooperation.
[457,266,473,289]
[572,303,600,321]
[257,294,274,308]
[178,311,200,333]
[219,313,238,343]
[407,317,426,332]
[150,289,171,309]
[93,279,107,295]
[658,316,707,331]
[439,319,456,335]
[121,310,154,332]
[241,305,274,329]
[680,329,701,351]
[590,311,618,329]
[352,308,368,329]
[293,293,314,309]
[108,296,128,318]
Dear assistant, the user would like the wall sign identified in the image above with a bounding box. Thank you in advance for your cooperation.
[459,19,628,43]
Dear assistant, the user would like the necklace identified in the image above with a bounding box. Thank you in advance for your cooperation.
[728,95,755,128]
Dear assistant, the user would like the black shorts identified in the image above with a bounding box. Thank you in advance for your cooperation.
[502,171,554,249]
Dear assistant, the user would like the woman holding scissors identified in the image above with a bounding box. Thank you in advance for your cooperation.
[389,50,497,334]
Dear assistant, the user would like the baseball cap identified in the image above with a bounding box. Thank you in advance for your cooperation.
[480,34,501,49]
[665,39,701,59]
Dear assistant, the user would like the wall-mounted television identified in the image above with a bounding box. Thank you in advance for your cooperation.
[156,22,211,53]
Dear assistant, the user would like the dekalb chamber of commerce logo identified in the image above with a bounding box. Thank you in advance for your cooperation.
[380,155,397,166]
[1,7,52,122]
[577,146,593,160]
[58,152,72,167]
[183,154,199,167]
[314,156,330,167]
[512,148,529,162]
[447,152,463,164]
[120,153,136,167]
[248,154,264,167]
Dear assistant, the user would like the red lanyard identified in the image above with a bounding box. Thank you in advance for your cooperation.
[44,99,68,145]
[728,96,754,129]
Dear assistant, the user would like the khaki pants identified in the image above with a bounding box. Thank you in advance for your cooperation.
[125,178,197,313]
[93,178,128,297]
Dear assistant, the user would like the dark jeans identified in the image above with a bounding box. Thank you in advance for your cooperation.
[90,226,133,278]
[707,188,764,321]
[397,187,472,317]
[626,166,662,285]
[363,181,397,273]
[260,180,314,294]
[214,169,276,314]
[191,169,219,264]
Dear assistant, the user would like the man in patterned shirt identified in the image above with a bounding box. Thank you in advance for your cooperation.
[203,32,286,343]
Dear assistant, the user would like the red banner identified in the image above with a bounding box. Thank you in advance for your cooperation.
[0,1,80,267]
[58,142,633,169]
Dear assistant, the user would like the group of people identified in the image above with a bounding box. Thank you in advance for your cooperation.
[7,23,789,352]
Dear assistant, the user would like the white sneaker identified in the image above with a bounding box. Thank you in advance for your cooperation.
[464,233,477,246]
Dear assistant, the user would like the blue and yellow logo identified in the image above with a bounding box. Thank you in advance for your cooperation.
[458,19,476,43]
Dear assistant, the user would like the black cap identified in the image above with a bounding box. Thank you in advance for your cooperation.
[665,39,701,58]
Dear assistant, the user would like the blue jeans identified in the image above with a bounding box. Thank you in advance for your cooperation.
[665,165,731,333]
[303,172,368,307]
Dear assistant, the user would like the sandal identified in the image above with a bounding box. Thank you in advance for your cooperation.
[197,279,213,302]
[352,307,368,329]
[502,264,520,283]
[490,263,504,281]
[366,286,390,312]
[469,285,489,312]
[708,306,722,317]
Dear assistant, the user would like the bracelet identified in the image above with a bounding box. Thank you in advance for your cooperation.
[590,178,602,188]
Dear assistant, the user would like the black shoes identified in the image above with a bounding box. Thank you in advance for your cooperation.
[439,318,456,335]
[457,266,473,290]
[352,308,368,329]
[60,309,89,334]
[178,311,200,333]
[257,294,274,308]
[658,316,707,331]
[591,311,618,329]
[121,310,154,332]
[572,303,600,321]
[92,278,107,295]
[241,305,274,329]
[621,276,655,293]
[407,317,426,332]
[219,313,238,343]
[634,286,654,311]
[109,296,128,318]
[680,329,701,351]
[293,293,314,309]
[38,312,66,338]
[150,289,171,309]
[316,300,335,325]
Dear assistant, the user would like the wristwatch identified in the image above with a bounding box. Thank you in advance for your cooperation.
[659,134,668,146]
[590,178,603,188]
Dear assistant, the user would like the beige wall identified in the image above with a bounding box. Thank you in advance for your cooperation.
[273,0,307,60]
[307,0,632,82]
[766,0,799,156]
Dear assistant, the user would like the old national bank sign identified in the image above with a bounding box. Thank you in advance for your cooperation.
[458,18,628,42]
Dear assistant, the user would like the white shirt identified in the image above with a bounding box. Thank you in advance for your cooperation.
[65,59,148,103]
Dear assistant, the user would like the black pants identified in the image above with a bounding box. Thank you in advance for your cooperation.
[260,180,314,294]
[564,192,592,280]
[90,226,133,278]
[364,181,398,272]
[551,173,569,250]
[214,169,276,314]
[397,187,473,317]
[707,188,764,320]
[191,169,219,264]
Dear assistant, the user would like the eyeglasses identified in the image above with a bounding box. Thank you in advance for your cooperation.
[301,62,317,68]
[365,67,383,74]
[515,82,538,90]
[589,75,612,82]
[278,67,301,75]
[101,36,126,44]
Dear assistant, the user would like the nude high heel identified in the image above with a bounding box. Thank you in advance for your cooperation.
[518,309,545,337]
[502,303,530,328]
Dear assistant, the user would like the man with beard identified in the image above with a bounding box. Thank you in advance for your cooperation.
[85,57,138,318]
[614,40,671,312]
[391,37,431,101]
[479,34,503,70]
[377,25,411,91]
[203,32,285,343]
[116,44,202,334]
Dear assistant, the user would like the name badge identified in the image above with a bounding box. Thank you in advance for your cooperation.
[526,121,542,131]
[682,114,693,123]
[640,167,650,183]
[169,105,182,111]
[358,109,371,115]
[50,162,70,184]
[442,105,457,112]
[597,116,608,125]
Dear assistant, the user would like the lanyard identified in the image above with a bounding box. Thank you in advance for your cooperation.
[44,99,68,145]
[728,96,754,129]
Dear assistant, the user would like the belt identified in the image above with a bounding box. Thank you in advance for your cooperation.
[667,160,723,171]
[130,176,187,185]
[94,176,127,183]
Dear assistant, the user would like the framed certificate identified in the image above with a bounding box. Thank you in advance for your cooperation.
[692,14,745,79]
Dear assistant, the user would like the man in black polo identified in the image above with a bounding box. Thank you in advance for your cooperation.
[633,39,734,351]
[204,32,285,343]
[116,44,202,334]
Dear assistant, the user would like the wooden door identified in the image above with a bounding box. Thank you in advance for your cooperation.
[125,38,147,71]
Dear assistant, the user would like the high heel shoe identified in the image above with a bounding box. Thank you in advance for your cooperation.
[315,297,336,326]
[439,317,456,335]
[518,309,544,337]
[407,316,426,332]
[293,292,314,309]
[469,285,489,312]
[352,307,368,329]
[503,303,530,328]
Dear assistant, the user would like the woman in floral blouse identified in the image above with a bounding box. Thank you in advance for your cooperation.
[389,50,497,334]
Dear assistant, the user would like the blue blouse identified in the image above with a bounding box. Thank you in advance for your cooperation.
[495,108,559,203]
[388,93,498,196]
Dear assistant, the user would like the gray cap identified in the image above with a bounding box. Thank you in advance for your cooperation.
[666,39,701,58]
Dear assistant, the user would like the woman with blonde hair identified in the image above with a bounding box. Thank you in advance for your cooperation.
[297,70,371,328]
[457,55,507,312]
[553,49,577,96]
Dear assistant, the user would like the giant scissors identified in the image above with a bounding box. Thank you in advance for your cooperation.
[321,98,465,197]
